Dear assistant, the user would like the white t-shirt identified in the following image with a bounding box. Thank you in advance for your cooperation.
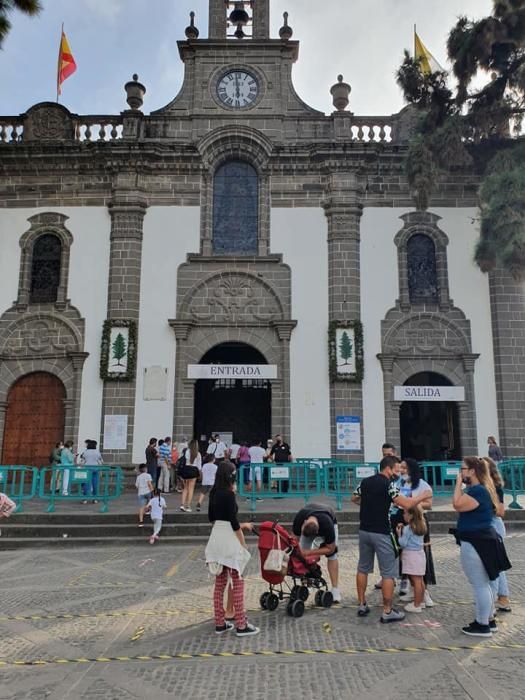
[229,443,240,460]
[187,452,202,469]
[248,446,266,463]
[207,441,226,459]
[149,496,166,520]
[135,472,152,496]
[201,462,218,486]
[80,449,103,466]
[410,479,433,499]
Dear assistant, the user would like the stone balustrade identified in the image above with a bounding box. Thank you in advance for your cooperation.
[0,118,24,143]
[349,117,394,142]
[73,116,123,142]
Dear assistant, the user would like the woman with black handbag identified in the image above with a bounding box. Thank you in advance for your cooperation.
[179,439,201,513]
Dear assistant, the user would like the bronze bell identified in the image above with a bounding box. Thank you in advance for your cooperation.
[229,8,250,26]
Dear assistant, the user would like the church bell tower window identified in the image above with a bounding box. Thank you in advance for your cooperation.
[30,233,62,303]
[407,233,438,303]
[213,160,259,255]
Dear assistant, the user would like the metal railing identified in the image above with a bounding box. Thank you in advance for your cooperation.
[0,465,39,512]
[38,465,124,513]
[238,462,322,513]
[500,460,525,510]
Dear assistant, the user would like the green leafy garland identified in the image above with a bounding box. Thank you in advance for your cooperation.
[100,319,137,382]
[328,320,364,383]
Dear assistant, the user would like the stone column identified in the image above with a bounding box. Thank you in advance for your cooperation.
[273,320,297,443]
[252,0,270,39]
[208,0,227,38]
[100,195,147,465]
[489,266,525,456]
[0,401,8,460]
[323,173,363,460]
[169,321,195,443]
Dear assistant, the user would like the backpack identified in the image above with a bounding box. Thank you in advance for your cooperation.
[175,448,187,475]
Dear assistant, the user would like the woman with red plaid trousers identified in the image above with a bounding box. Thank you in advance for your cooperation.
[205,460,259,637]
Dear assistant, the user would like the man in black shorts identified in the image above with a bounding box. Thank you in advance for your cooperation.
[352,456,431,622]
[292,502,341,603]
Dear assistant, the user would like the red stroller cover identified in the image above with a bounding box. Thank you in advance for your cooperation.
[258,521,319,584]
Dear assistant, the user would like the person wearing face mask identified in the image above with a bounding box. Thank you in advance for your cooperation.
[352,456,432,623]
[452,456,511,637]
[270,434,293,494]
[207,434,227,460]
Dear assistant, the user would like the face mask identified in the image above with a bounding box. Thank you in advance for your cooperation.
[462,477,472,486]
[400,474,409,482]
[390,474,399,482]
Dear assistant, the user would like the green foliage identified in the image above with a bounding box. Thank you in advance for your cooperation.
[339,331,353,365]
[396,0,525,276]
[0,0,41,47]
[111,332,127,366]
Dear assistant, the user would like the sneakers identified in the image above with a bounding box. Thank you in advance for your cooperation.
[357,603,370,617]
[380,608,406,624]
[497,596,511,613]
[180,505,192,512]
[81,500,88,505]
[236,623,260,637]
[404,602,423,613]
[138,522,144,528]
[331,588,342,604]
[215,622,234,635]
[399,579,409,596]
[374,577,383,590]
[489,618,498,633]
[196,503,201,512]
[149,536,155,545]
[461,621,492,637]
[423,590,435,607]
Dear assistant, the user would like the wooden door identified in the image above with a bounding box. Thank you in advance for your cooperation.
[2,373,66,467]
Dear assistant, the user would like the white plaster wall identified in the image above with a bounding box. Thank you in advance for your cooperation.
[360,208,401,460]
[0,207,110,455]
[435,208,499,452]
[271,208,331,458]
[132,207,200,463]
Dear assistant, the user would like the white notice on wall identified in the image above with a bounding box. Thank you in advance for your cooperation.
[143,366,168,401]
[336,416,361,451]
[103,414,128,450]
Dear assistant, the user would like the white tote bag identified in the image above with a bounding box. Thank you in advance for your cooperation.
[263,530,291,576]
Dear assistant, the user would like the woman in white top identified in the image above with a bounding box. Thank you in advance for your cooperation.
[399,458,435,607]
[180,439,202,513]
[80,439,104,504]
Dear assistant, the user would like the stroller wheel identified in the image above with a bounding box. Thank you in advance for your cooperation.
[267,593,279,611]
[260,592,270,610]
[287,599,305,618]
[320,590,333,608]
[314,590,323,607]
[290,585,302,601]
[299,586,309,602]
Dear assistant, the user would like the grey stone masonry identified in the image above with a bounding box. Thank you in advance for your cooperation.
[100,195,147,464]
[323,173,364,460]
[489,265,525,456]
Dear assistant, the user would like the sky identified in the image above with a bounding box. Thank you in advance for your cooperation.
[0,0,494,117]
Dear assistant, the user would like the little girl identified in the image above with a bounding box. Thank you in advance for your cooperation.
[397,506,427,613]
[196,454,217,513]
[146,488,166,545]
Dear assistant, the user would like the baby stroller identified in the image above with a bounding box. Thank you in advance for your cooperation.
[257,521,333,618]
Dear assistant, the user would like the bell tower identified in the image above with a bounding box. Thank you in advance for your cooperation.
[208,1,269,40]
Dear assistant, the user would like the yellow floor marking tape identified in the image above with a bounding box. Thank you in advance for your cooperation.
[165,563,178,578]
[1,643,525,667]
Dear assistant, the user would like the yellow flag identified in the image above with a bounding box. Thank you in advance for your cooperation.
[414,31,444,75]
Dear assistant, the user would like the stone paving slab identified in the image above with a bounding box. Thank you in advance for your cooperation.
[0,535,524,699]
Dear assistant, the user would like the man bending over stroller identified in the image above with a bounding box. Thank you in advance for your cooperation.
[293,502,341,603]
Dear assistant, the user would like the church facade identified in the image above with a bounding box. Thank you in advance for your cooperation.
[1,0,524,467]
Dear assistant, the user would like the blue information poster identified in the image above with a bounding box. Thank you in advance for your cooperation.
[336,416,361,451]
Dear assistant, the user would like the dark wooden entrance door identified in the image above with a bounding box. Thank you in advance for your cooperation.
[2,372,66,467]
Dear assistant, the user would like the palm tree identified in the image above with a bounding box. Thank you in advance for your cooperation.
[0,1,42,48]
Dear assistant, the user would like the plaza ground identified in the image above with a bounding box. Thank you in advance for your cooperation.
[1,534,525,699]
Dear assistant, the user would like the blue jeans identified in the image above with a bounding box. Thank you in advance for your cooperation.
[81,470,99,497]
[492,517,510,598]
[460,541,498,625]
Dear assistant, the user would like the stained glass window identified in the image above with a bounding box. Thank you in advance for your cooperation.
[407,233,438,303]
[30,234,62,303]
[213,161,258,255]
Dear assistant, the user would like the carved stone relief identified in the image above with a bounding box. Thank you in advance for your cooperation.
[1,316,80,357]
[23,103,74,142]
[383,314,470,357]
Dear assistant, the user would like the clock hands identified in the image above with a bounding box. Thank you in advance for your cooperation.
[234,73,241,99]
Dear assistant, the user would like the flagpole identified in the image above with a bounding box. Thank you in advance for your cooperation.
[56,22,63,103]
[414,23,416,59]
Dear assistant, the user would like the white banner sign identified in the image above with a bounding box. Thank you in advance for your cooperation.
[188,364,277,379]
[394,386,465,402]
[103,414,128,450]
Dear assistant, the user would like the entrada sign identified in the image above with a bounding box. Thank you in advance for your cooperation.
[188,364,278,380]
[394,385,465,402]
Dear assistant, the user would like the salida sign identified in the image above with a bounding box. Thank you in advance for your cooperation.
[394,385,465,402]
[188,364,278,380]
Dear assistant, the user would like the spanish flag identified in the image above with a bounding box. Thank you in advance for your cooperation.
[414,29,444,75]
[57,27,77,97]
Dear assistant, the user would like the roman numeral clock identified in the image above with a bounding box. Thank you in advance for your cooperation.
[216,69,259,109]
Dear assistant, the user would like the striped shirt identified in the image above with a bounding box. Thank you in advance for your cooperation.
[158,442,171,465]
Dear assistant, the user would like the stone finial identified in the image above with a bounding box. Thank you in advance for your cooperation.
[124,74,146,111]
[279,11,293,40]
[330,74,351,112]
[185,11,199,39]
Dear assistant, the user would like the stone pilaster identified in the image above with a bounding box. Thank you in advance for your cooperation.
[208,0,227,39]
[489,266,525,455]
[323,172,363,460]
[252,0,270,39]
[101,195,147,465]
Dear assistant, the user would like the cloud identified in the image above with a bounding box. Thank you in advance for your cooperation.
[81,0,125,23]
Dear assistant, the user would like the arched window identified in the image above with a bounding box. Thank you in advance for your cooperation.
[30,234,62,303]
[407,233,438,303]
[213,161,258,255]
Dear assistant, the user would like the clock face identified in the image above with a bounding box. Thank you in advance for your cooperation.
[217,70,259,108]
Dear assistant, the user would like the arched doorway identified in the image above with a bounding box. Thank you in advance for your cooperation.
[400,371,461,461]
[2,372,66,466]
[194,342,271,447]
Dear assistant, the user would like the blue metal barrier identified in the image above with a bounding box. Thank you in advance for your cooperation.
[419,462,461,496]
[500,460,525,510]
[38,465,124,513]
[0,465,39,512]
[323,462,379,510]
[238,462,322,512]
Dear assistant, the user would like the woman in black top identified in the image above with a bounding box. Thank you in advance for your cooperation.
[205,460,259,637]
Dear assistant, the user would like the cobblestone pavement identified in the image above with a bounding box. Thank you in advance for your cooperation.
[1,534,525,700]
